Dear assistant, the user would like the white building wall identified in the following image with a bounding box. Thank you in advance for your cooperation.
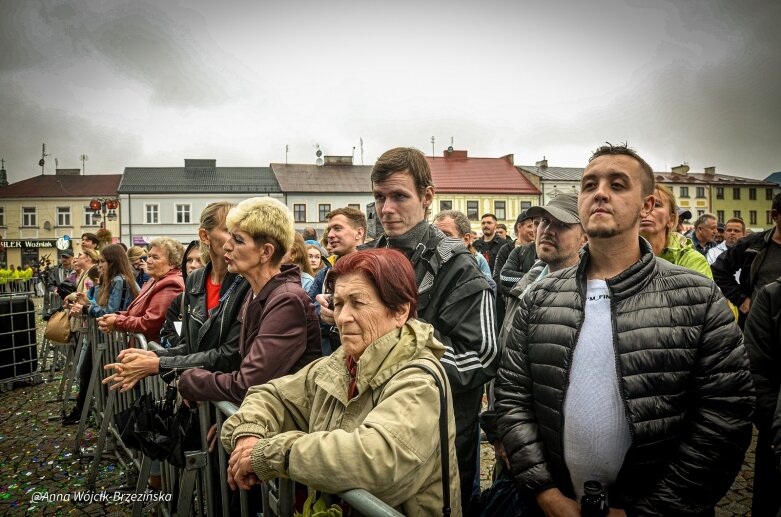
[285,193,374,233]
[119,192,284,244]
[540,181,580,205]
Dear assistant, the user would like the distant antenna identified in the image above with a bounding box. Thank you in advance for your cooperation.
[360,137,364,165]
[431,136,435,157]
[285,144,289,165]
[39,143,49,175]
[80,154,88,174]
[55,157,59,168]
[352,146,356,159]
[450,136,454,147]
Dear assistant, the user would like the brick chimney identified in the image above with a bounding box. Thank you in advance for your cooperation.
[671,164,689,175]
[704,166,716,175]
[535,158,548,168]
[502,154,514,165]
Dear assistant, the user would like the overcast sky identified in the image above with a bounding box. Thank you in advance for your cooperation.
[2,0,780,185]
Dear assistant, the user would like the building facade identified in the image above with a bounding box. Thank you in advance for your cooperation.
[427,150,541,234]
[656,165,780,231]
[271,158,374,235]
[118,159,282,244]
[0,169,121,267]
[517,159,581,206]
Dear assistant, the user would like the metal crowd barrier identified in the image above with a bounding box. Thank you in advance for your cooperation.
[0,292,42,390]
[67,320,403,516]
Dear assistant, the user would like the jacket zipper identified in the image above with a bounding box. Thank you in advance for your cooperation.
[607,283,636,442]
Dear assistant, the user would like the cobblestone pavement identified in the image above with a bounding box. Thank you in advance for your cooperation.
[0,297,757,515]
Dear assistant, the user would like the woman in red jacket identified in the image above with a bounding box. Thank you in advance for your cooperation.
[97,237,184,342]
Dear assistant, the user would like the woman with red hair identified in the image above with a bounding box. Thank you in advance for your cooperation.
[221,248,463,515]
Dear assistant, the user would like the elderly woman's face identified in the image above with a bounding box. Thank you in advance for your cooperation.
[223,229,263,275]
[146,246,173,280]
[333,273,405,360]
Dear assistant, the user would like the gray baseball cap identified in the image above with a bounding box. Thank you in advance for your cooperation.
[526,193,580,224]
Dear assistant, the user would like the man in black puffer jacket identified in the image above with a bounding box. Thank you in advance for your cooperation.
[495,144,754,515]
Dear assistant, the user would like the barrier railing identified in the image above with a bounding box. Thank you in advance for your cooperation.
[67,320,403,517]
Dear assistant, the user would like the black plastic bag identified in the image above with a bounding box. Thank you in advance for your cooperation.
[479,471,529,517]
[114,385,201,468]
[56,281,77,300]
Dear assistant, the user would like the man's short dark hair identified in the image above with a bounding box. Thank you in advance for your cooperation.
[589,143,655,197]
[481,213,497,221]
[371,147,434,198]
[694,213,717,229]
[326,207,367,233]
[81,232,99,246]
[302,226,318,241]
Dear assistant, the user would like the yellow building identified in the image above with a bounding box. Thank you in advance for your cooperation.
[657,165,780,231]
[0,169,122,268]
[426,150,541,234]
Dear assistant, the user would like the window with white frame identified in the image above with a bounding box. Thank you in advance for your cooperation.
[22,207,37,227]
[145,204,160,224]
[175,204,191,224]
[494,201,506,221]
[56,207,72,227]
[83,206,100,226]
[0,207,5,227]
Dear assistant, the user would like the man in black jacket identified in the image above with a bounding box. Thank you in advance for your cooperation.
[495,144,754,515]
[712,192,781,327]
[371,147,498,515]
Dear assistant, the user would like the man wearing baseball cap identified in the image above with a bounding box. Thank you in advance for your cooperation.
[500,193,586,343]
[495,210,539,323]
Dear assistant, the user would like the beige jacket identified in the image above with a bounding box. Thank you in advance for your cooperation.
[221,319,462,516]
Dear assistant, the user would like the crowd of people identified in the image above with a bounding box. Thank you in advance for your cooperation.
[37,144,781,516]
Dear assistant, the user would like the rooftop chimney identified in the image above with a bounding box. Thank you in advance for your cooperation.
[502,154,514,165]
[535,157,548,168]
[704,166,716,175]
[323,155,353,166]
[671,164,689,175]
[443,149,468,159]
[55,168,81,176]
[184,159,217,168]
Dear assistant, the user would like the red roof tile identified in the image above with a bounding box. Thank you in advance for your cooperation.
[0,174,122,198]
[427,155,540,195]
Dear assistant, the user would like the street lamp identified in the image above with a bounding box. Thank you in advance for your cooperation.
[89,197,119,229]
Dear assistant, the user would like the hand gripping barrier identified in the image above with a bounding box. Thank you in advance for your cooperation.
[211,401,404,517]
[72,325,403,517]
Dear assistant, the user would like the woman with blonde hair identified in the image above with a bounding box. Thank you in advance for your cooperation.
[286,233,315,292]
[639,184,712,278]
[105,198,321,404]
[127,245,151,287]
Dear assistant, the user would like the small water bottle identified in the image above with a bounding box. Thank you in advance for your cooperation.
[581,480,608,517]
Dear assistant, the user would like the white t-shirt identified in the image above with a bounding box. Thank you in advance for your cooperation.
[563,279,632,501]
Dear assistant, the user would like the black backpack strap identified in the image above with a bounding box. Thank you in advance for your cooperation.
[394,359,452,517]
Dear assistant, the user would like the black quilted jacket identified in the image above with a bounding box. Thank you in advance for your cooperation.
[494,239,755,515]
